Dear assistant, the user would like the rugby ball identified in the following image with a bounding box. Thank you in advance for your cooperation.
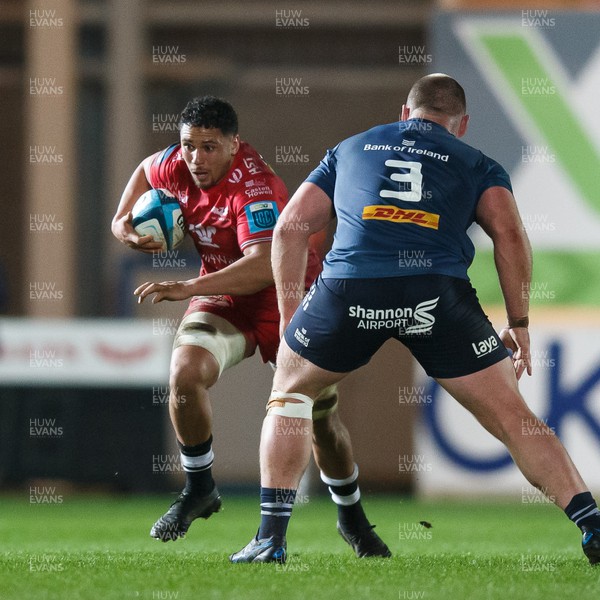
[131,189,185,251]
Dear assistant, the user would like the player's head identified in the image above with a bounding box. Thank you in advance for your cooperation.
[180,96,238,135]
[401,74,469,137]
[179,96,240,189]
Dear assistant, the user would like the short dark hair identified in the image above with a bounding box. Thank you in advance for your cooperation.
[406,74,466,117]
[179,96,238,135]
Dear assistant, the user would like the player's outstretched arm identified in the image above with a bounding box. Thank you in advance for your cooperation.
[475,185,533,379]
[111,155,164,253]
[134,241,274,304]
[273,182,335,333]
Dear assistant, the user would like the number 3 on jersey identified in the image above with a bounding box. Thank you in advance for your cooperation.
[380,160,422,202]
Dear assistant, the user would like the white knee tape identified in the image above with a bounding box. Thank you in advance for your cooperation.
[173,312,247,376]
[267,391,314,420]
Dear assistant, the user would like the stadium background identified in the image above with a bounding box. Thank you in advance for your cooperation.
[1,0,600,507]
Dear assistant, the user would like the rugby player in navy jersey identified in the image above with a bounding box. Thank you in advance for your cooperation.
[230,75,600,564]
[112,97,389,557]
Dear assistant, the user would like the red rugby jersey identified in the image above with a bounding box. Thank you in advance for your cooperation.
[146,141,321,333]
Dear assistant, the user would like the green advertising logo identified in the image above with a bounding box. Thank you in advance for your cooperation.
[454,20,600,305]
[478,32,600,215]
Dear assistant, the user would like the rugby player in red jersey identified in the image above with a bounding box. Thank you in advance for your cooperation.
[111,97,390,557]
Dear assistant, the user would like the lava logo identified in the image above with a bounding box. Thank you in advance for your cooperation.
[472,334,499,358]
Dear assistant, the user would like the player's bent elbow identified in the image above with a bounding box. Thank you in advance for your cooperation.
[491,225,529,249]
[110,215,125,241]
[110,216,120,238]
[274,218,311,243]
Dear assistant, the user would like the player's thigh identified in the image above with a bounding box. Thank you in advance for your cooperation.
[172,311,255,383]
[436,356,534,439]
[270,353,339,420]
[272,337,349,400]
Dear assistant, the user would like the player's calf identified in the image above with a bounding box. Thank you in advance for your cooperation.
[313,406,392,558]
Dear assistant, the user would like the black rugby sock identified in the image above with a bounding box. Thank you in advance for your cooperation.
[321,464,371,532]
[565,492,600,530]
[178,436,215,496]
[258,486,295,539]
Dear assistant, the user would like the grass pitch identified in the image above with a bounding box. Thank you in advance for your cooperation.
[1,494,598,600]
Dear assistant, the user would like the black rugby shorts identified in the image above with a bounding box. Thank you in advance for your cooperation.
[283,274,508,378]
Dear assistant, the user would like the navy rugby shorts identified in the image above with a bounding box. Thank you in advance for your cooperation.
[283,274,508,379]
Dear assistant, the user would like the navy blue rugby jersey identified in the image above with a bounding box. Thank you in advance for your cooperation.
[306,119,512,280]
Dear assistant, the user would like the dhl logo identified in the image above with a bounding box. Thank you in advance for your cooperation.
[362,205,440,230]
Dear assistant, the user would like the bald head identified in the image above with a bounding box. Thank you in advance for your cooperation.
[406,74,466,118]
[401,74,469,137]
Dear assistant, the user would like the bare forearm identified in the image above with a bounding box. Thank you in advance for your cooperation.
[271,181,335,326]
[111,162,151,234]
[493,229,532,324]
[190,252,273,296]
[272,227,309,324]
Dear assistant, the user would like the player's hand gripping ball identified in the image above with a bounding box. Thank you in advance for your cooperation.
[131,189,186,251]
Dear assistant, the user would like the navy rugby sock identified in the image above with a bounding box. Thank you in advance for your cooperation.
[258,486,296,539]
[178,436,215,496]
[321,464,371,532]
[565,492,600,530]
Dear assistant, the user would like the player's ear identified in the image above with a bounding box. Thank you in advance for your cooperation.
[400,105,410,121]
[456,114,469,138]
[230,134,240,155]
